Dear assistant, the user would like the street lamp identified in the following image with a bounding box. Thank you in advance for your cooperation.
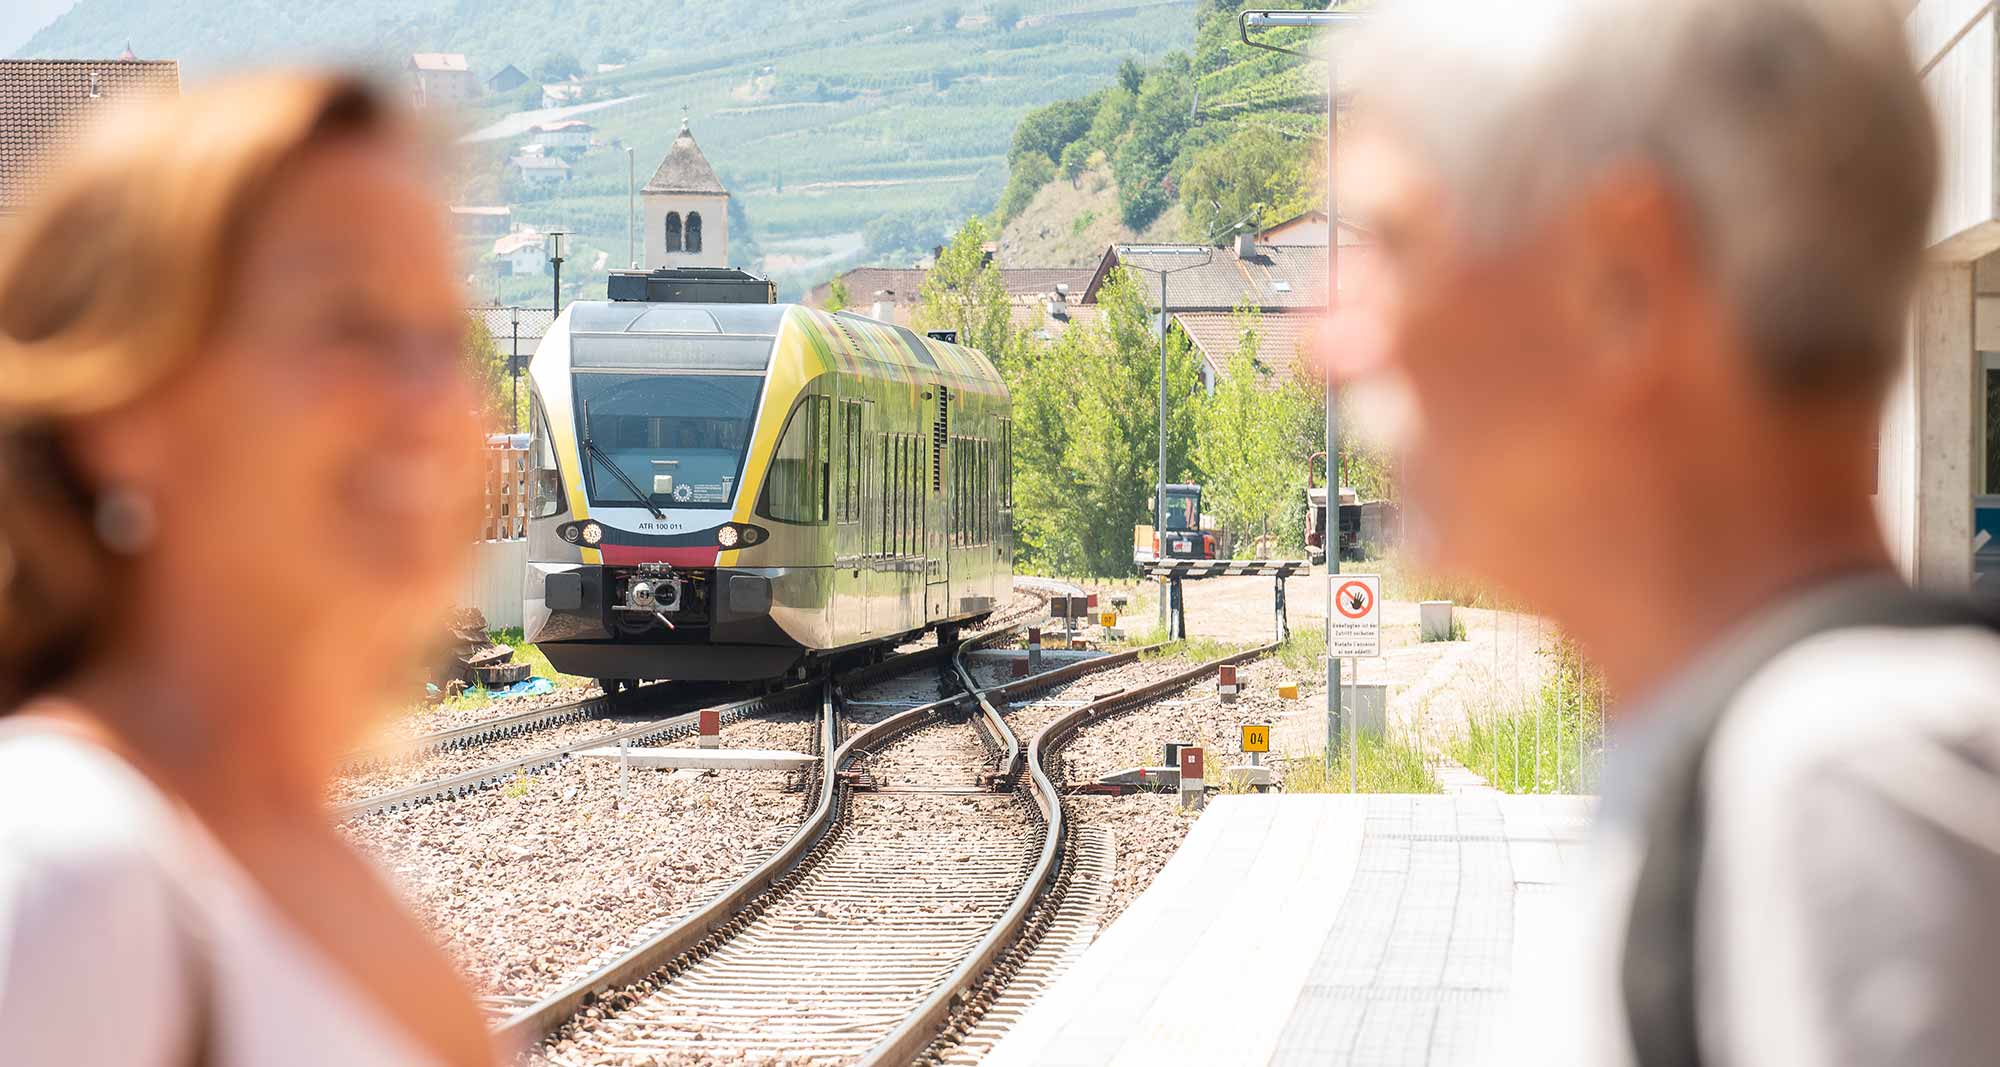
[626,146,637,269]
[1116,244,1214,633]
[547,230,567,314]
[1241,7,1362,787]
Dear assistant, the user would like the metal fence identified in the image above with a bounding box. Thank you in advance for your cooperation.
[468,306,558,375]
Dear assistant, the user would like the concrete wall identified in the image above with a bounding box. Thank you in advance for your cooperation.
[1881,1,2000,590]
[463,539,528,630]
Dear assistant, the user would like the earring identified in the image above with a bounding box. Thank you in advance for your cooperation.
[94,487,157,555]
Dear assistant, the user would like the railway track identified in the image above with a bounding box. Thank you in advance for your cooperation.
[338,589,1053,821]
[504,598,1248,1066]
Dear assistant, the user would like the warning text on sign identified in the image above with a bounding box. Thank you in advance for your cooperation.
[1327,573,1382,658]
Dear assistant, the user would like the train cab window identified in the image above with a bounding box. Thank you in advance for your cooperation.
[760,391,831,525]
[572,371,760,510]
[528,399,564,519]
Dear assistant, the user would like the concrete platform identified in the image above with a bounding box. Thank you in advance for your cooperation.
[570,747,815,771]
[982,792,1593,1067]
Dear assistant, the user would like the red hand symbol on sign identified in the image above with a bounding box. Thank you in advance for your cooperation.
[1336,580,1373,619]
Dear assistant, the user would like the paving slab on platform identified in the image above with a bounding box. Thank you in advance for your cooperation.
[982,792,1594,1067]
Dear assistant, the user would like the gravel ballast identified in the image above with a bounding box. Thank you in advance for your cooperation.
[345,713,814,1004]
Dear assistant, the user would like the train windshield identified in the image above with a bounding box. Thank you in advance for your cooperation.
[573,371,764,510]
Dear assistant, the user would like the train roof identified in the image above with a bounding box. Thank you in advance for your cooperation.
[560,301,1005,395]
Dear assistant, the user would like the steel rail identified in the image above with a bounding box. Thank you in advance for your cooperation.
[341,581,1040,776]
[339,683,674,774]
[332,686,806,821]
[890,638,1281,1066]
[334,631,993,822]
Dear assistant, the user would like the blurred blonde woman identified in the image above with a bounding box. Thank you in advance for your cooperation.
[0,74,496,1065]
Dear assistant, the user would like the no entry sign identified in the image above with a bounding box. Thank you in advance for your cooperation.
[1327,574,1382,658]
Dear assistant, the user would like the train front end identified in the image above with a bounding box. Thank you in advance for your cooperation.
[520,270,818,686]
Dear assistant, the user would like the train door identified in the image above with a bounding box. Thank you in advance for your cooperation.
[925,384,950,621]
[834,397,868,638]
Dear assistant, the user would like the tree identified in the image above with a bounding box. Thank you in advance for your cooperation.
[1179,125,1317,243]
[1009,267,1202,576]
[826,275,851,312]
[536,52,583,82]
[1192,304,1319,553]
[1118,58,1145,95]
[463,315,528,433]
[995,152,1055,223]
[1011,95,1098,164]
[1112,56,1196,229]
[916,219,1014,360]
[1059,140,1091,183]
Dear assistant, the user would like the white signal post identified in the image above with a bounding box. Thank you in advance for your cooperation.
[1328,573,1381,792]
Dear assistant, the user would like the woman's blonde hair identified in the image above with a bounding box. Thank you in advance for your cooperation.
[0,72,403,705]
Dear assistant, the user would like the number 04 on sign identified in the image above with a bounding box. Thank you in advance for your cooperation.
[1327,574,1382,658]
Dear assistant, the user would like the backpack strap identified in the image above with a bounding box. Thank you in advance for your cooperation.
[1620,580,1995,1067]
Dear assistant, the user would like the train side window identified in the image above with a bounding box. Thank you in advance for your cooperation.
[528,398,564,519]
[841,401,862,524]
[1001,419,1013,509]
[815,395,831,524]
[758,390,827,525]
[905,435,917,557]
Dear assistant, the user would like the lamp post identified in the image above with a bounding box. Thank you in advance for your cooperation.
[626,146,637,268]
[1242,7,1363,788]
[547,230,567,314]
[1116,244,1214,632]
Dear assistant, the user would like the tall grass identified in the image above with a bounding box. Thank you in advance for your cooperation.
[1281,733,1443,794]
[1449,633,1606,794]
[1349,554,1511,611]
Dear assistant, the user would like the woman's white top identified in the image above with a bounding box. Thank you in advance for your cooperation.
[0,719,441,1065]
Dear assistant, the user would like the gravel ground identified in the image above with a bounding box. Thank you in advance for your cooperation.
[1024,650,1320,941]
[346,712,814,1005]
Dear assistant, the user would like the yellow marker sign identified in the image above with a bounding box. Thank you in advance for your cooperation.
[1100,612,1117,627]
[1277,683,1300,701]
[1241,725,1271,754]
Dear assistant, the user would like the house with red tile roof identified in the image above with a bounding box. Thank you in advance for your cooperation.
[0,58,180,220]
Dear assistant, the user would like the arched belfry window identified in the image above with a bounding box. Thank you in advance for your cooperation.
[687,211,703,254]
[663,212,683,253]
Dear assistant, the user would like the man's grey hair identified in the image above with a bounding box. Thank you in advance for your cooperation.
[1349,0,1938,396]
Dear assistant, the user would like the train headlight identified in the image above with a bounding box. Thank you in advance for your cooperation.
[581,522,604,546]
[716,525,739,548]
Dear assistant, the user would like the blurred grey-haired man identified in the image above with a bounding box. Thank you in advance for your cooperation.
[1338,1,2000,1064]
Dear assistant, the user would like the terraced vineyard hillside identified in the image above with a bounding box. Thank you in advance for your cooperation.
[21,0,1198,299]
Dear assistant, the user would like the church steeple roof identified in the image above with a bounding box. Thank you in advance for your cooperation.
[642,118,728,197]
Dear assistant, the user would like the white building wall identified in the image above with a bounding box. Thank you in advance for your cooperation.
[642,192,729,269]
[1883,1,2000,592]
[462,539,528,630]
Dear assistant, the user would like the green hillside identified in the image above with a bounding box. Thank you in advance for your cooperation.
[21,0,1199,300]
[989,0,1342,251]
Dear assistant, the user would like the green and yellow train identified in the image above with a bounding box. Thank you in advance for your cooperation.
[522,268,1014,687]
